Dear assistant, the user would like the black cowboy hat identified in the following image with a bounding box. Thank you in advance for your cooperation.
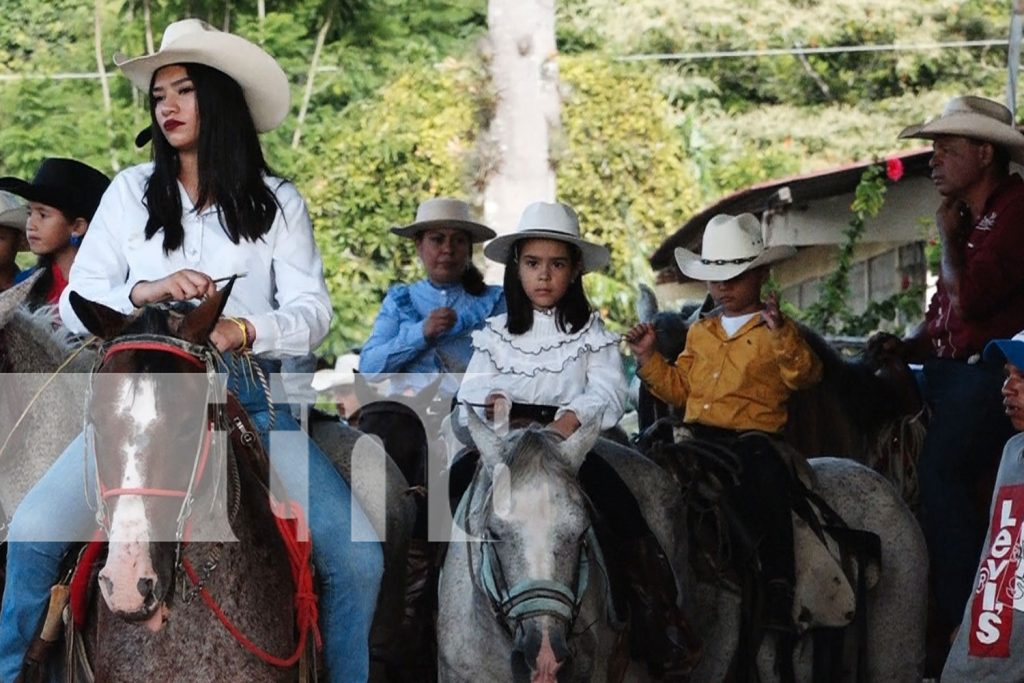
[0,158,111,222]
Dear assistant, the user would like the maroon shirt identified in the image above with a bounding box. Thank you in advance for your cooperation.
[927,174,1024,359]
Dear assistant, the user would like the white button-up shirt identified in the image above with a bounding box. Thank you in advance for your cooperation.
[58,162,331,357]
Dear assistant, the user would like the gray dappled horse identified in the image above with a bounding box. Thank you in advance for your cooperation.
[0,273,95,531]
[438,414,654,682]
[438,408,927,681]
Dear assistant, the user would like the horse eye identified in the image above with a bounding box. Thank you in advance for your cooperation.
[487,530,502,542]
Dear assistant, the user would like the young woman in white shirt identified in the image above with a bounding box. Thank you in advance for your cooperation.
[0,19,381,683]
[458,201,626,436]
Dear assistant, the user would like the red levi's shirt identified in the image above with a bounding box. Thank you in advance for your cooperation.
[926,174,1024,359]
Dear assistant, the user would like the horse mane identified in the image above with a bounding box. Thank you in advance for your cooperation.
[3,305,95,372]
[793,322,904,430]
[502,427,577,488]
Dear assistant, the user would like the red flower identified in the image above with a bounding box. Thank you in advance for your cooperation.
[886,157,905,182]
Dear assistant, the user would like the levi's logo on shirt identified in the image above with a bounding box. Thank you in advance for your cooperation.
[968,484,1024,657]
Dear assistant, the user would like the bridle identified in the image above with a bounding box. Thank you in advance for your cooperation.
[461,465,600,638]
[86,333,227,571]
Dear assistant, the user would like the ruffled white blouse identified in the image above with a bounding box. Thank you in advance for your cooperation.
[457,310,627,430]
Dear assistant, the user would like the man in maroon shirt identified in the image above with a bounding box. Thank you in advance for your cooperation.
[881,96,1024,638]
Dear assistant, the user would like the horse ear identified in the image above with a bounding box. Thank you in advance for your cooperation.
[178,277,234,345]
[0,270,43,327]
[69,291,131,340]
[465,404,504,470]
[636,283,659,324]
[555,419,602,474]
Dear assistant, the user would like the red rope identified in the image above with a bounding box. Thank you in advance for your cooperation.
[182,499,321,668]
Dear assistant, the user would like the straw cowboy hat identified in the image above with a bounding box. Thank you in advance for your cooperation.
[675,212,796,281]
[311,353,361,392]
[899,95,1024,164]
[0,191,28,233]
[485,201,610,273]
[0,158,110,222]
[114,18,290,133]
[390,198,496,243]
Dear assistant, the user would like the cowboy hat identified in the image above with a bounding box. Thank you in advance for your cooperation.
[114,18,290,133]
[390,198,496,243]
[675,212,796,281]
[984,330,1024,368]
[0,158,110,222]
[484,201,610,273]
[899,96,1024,164]
[311,353,361,392]
[0,191,28,233]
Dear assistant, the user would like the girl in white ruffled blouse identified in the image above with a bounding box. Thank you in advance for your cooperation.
[458,201,627,437]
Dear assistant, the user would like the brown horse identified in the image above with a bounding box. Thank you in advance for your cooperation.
[68,286,303,682]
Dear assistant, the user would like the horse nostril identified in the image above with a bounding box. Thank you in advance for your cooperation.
[99,575,113,595]
[137,577,156,599]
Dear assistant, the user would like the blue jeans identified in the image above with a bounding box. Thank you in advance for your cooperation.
[0,356,382,682]
[918,358,1015,630]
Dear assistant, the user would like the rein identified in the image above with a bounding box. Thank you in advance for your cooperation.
[87,333,320,669]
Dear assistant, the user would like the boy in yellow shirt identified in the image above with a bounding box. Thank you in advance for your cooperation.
[626,212,822,632]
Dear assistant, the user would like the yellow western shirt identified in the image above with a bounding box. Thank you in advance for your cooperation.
[637,315,822,434]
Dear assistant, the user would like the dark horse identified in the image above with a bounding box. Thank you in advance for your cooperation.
[66,285,307,682]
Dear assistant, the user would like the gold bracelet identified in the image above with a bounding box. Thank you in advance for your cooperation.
[228,317,249,350]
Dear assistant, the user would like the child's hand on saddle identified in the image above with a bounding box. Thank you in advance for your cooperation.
[761,292,784,331]
[484,391,511,421]
[550,411,581,439]
[624,323,658,364]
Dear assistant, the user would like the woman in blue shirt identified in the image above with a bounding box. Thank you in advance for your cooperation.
[360,198,505,394]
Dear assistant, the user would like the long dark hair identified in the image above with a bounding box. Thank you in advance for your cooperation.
[144,63,280,254]
[503,239,592,334]
[461,262,487,296]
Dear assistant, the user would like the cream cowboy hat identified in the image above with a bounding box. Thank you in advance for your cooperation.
[114,18,290,133]
[485,201,610,273]
[675,213,796,281]
[899,96,1024,164]
[390,198,496,243]
[0,191,28,233]
[311,353,361,392]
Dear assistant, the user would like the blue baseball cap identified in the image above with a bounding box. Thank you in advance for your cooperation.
[984,331,1024,367]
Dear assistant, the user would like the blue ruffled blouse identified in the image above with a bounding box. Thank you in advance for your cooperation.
[360,279,505,393]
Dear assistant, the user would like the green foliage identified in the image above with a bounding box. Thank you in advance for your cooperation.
[800,163,923,335]
[558,56,700,330]
[289,60,482,356]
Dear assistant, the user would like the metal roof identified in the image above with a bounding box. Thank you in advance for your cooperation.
[649,148,933,276]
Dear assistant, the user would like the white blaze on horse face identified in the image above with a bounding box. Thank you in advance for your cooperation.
[496,478,556,579]
[99,377,162,616]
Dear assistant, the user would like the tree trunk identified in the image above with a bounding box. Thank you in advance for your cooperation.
[257,0,266,42]
[94,0,119,172]
[143,0,154,53]
[291,9,333,150]
[482,0,559,283]
[223,0,232,31]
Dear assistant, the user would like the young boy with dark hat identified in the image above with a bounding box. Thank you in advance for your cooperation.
[0,157,110,310]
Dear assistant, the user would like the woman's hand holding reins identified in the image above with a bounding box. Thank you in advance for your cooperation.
[130,269,216,306]
[210,317,254,353]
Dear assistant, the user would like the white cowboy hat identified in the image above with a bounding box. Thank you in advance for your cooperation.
[899,95,1024,164]
[311,353,361,392]
[114,18,290,133]
[485,201,610,273]
[390,198,496,243]
[0,191,28,233]
[675,213,796,281]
